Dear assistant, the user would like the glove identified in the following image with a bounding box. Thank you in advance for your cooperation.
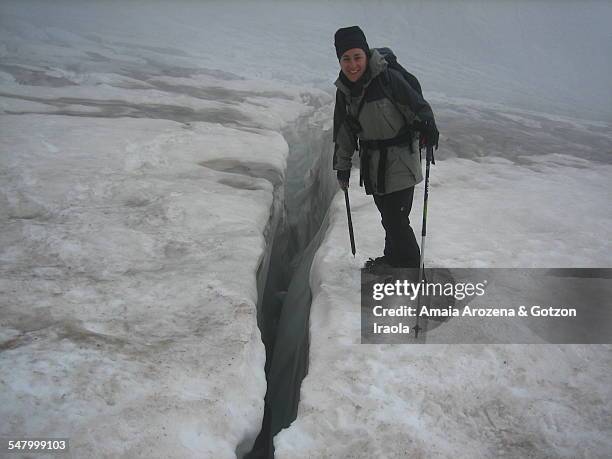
[337,169,350,190]
[418,119,439,150]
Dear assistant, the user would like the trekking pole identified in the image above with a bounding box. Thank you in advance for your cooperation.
[414,145,435,339]
[344,188,356,256]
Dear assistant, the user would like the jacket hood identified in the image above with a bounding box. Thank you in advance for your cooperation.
[334,48,387,96]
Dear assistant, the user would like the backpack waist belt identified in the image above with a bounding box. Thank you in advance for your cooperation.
[359,131,413,195]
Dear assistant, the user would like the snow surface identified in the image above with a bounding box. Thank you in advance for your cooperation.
[1,1,611,458]
[275,102,612,457]
[0,113,290,457]
[0,3,332,456]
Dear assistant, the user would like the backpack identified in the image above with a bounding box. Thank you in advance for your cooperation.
[375,47,423,97]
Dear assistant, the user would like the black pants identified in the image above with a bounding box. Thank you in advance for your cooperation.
[373,187,421,268]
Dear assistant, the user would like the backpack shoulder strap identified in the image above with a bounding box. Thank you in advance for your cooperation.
[378,68,418,155]
[379,68,408,125]
[333,89,347,142]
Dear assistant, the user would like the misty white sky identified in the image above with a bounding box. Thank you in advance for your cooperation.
[1,0,611,122]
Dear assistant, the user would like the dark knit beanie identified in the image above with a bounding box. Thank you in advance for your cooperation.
[334,26,369,60]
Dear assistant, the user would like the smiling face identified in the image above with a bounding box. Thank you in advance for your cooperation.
[340,48,367,82]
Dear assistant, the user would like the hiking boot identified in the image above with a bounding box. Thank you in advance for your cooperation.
[363,256,394,274]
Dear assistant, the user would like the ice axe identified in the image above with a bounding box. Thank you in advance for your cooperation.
[344,188,356,256]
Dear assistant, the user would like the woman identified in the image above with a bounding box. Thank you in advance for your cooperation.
[332,26,439,271]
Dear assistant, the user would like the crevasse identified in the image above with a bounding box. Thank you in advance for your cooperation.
[242,101,337,458]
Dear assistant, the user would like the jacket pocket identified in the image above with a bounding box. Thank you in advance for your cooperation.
[396,142,423,182]
[377,99,404,134]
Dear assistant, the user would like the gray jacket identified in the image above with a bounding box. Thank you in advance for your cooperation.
[333,49,436,195]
